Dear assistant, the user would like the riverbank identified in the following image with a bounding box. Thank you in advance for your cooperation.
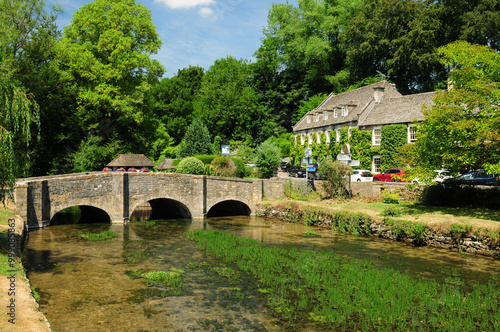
[256,199,500,257]
[0,201,50,331]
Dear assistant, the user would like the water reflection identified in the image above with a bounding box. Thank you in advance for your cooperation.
[24,216,500,331]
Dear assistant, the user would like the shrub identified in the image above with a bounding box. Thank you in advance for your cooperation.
[195,154,217,164]
[176,119,214,158]
[255,141,281,178]
[382,191,400,204]
[210,156,236,177]
[318,159,352,198]
[229,157,245,178]
[177,157,205,175]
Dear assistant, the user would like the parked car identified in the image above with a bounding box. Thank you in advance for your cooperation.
[288,165,306,178]
[351,170,373,182]
[444,170,500,186]
[413,170,453,184]
[373,168,407,182]
[279,162,291,172]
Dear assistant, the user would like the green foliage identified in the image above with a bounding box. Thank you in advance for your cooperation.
[450,223,473,238]
[318,160,352,199]
[176,157,205,175]
[176,118,214,158]
[416,41,500,173]
[210,156,236,177]
[380,124,407,171]
[420,184,500,209]
[329,127,348,159]
[193,155,217,165]
[265,133,292,158]
[76,230,117,241]
[283,180,321,201]
[384,218,428,241]
[382,191,400,204]
[349,128,373,170]
[228,157,245,178]
[70,135,122,172]
[255,141,281,178]
[296,93,327,124]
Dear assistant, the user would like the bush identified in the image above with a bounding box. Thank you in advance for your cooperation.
[210,156,236,177]
[255,141,281,178]
[318,160,352,198]
[229,157,245,178]
[382,191,400,204]
[176,119,214,158]
[177,157,205,175]
[195,154,217,164]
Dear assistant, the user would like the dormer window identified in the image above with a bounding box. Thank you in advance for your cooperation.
[342,106,348,117]
[333,109,338,118]
[315,113,320,122]
[307,115,311,123]
[324,111,328,120]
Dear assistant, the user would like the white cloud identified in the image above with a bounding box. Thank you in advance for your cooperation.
[154,0,215,9]
[199,7,215,18]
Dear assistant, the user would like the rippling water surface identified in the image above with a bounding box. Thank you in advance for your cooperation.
[23,216,500,331]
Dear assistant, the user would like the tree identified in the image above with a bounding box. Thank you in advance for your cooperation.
[415,41,500,174]
[255,141,281,178]
[176,118,214,158]
[194,56,266,141]
[58,0,164,145]
[318,160,352,199]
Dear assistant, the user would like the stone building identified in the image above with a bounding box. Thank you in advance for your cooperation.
[292,81,435,173]
[106,154,154,171]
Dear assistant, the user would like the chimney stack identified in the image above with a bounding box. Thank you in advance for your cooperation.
[373,86,385,103]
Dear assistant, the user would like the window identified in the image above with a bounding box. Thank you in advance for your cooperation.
[325,131,330,144]
[307,115,311,123]
[341,106,348,117]
[324,111,328,120]
[308,133,313,145]
[300,134,305,145]
[316,132,321,144]
[333,109,338,118]
[372,155,381,173]
[315,113,320,122]
[336,128,341,142]
[373,128,381,146]
[408,126,417,143]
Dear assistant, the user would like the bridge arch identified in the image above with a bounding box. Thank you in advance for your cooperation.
[130,198,192,220]
[50,205,111,226]
[207,200,251,218]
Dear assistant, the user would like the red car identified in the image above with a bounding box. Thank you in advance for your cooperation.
[373,168,407,182]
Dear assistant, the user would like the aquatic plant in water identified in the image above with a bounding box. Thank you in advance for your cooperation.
[76,230,117,241]
[185,229,500,331]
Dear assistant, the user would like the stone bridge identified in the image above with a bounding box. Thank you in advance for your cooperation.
[14,172,286,229]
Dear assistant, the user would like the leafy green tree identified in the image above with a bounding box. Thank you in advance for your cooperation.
[176,118,214,158]
[70,135,122,173]
[58,0,164,145]
[255,141,281,178]
[194,56,266,141]
[416,41,500,174]
[318,160,352,199]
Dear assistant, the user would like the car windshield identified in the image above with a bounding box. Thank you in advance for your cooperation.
[362,172,372,177]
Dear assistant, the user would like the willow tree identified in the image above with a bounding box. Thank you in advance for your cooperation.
[0,77,40,199]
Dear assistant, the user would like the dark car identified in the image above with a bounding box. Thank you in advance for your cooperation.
[445,170,500,186]
[373,168,407,182]
[279,162,291,172]
[288,165,306,178]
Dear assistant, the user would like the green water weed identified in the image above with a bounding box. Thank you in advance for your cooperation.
[76,230,117,241]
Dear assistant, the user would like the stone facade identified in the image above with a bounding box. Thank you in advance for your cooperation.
[14,172,286,229]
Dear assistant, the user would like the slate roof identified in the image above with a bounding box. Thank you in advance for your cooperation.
[359,92,435,127]
[293,81,402,132]
[107,154,154,168]
[155,159,176,170]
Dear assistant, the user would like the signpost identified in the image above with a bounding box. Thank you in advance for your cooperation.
[336,151,360,199]
[221,145,230,156]
[304,147,312,186]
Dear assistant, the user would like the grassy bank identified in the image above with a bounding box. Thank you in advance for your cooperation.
[258,199,500,254]
[186,229,500,331]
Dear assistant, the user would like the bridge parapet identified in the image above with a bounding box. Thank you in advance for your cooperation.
[14,172,287,229]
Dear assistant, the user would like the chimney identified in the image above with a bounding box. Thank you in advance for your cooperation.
[373,86,385,103]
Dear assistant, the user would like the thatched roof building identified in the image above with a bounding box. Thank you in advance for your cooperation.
[107,154,154,170]
[155,159,176,171]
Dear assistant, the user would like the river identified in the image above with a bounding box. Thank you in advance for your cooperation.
[23,215,500,331]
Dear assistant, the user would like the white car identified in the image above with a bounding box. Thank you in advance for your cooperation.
[413,170,453,184]
[351,170,373,182]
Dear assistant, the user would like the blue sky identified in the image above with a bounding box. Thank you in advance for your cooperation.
[48,0,298,77]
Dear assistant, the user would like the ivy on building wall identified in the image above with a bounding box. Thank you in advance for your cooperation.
[329,127,349,159]
[349,128,373,170]
[380,124,407,170]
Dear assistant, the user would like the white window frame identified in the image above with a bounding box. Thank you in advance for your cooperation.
[324,111,328,120]
[408,125,417,143]
[333,109,338,118]
[372,155,381,174]
[373,127,382,146]
[315,113,320,122]
[341,106,348,117]
[325,130,330,144]
[300,134,305,146]
[336,128,341,142]
[308,133,313,146]
[316,132,321,144]
[307,115,311,123]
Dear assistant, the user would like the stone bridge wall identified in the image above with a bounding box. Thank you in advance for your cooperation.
[14,172,289,229]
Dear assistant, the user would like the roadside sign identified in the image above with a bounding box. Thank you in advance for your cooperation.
[221,145,230,156]
[349,160,360,167]
[302,157,313,165]
[337,154,351,161]
[307,166,316,172]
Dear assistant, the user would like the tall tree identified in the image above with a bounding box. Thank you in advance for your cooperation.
[58,0,164,148]
[416,41,500,173]
[194,56,267,142]
[176,118,214,158]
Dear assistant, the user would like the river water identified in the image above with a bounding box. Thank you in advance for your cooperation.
[23,215,500,331]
